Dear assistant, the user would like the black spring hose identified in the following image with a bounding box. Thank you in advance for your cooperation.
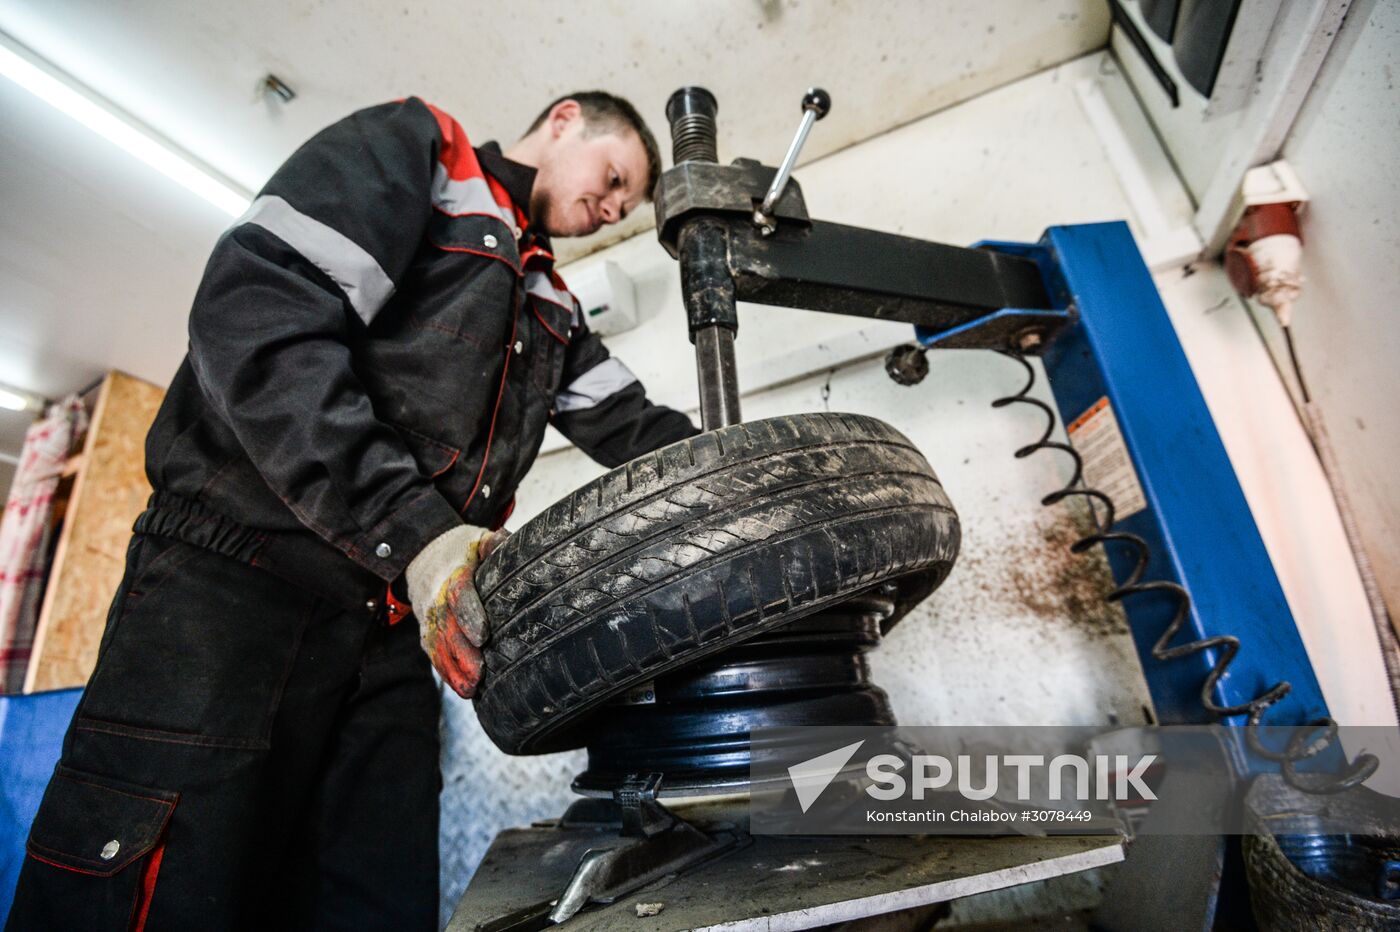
[992,350,1376,794]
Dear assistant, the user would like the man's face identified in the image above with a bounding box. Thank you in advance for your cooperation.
[531,107,650,238]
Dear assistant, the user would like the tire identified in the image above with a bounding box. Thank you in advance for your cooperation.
[474,412,960,755]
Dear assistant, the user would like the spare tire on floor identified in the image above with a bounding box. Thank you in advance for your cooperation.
[474,412,960,755]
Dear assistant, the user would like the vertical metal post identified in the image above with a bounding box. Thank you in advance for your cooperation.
[666,87,742,429]
[678,218,741,430]
[694,328,742,430]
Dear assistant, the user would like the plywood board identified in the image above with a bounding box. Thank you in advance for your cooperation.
[24,371,163,692]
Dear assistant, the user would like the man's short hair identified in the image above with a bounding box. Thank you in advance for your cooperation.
[526,91,662,201]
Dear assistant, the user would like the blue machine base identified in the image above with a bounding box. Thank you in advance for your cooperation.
[0,688,81,922]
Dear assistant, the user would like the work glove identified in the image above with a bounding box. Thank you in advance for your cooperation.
[404,524,509,698]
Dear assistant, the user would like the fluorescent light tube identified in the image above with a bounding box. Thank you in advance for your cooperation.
[0,34,252,217]
[0,387,33,411]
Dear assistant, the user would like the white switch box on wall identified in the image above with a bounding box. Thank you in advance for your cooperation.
[565,260,638,336]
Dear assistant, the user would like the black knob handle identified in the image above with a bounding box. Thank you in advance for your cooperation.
[802,88,831,120]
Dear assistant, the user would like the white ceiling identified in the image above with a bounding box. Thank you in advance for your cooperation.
[0,0,1108,457]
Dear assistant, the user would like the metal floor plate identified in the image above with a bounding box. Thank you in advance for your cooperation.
[448,798,1123,931]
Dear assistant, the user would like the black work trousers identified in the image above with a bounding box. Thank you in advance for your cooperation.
[6,527,442,931]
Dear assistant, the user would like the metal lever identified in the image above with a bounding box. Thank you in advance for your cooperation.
[754,87,830,236]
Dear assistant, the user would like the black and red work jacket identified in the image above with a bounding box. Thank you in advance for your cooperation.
[143,97,696,587]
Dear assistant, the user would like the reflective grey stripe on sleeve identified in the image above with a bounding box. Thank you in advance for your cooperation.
[432,165,517,229]
[525,271,573,310]
[554,357,639,413]
[239,195,395,325]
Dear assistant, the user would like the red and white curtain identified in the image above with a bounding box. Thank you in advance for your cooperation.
[0,397,86,693]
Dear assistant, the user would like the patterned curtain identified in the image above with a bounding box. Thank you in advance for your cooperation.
[0,397,87,693]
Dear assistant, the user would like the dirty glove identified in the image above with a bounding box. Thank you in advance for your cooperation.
[404,524,509,698]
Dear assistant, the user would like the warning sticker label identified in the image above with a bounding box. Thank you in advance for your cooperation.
[1066,397,1147,522]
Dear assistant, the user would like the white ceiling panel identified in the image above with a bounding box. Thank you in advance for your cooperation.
[0,0,1108,458]
[1,1,1108,192]
[0,77,227,394]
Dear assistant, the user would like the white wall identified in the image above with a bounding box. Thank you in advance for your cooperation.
[439,51,1171,924]
[1259,0,1400,624]
[1154,261,1398,737]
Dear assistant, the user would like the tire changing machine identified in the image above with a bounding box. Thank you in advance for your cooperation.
[448,88,1356,930]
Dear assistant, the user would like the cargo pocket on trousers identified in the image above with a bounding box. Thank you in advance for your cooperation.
[78,540,317,747]
[18,765,177,930]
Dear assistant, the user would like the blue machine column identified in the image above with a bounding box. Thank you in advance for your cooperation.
[1022,222,1326,729]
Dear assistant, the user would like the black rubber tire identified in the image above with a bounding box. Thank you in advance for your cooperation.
[474,412,960,755]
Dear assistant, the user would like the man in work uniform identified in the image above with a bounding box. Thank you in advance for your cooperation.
[8,91,696,930]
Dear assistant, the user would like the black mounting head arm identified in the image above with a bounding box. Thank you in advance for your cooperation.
[655,86,1057,428]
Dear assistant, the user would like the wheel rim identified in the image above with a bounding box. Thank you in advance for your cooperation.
[571,585,907,797]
